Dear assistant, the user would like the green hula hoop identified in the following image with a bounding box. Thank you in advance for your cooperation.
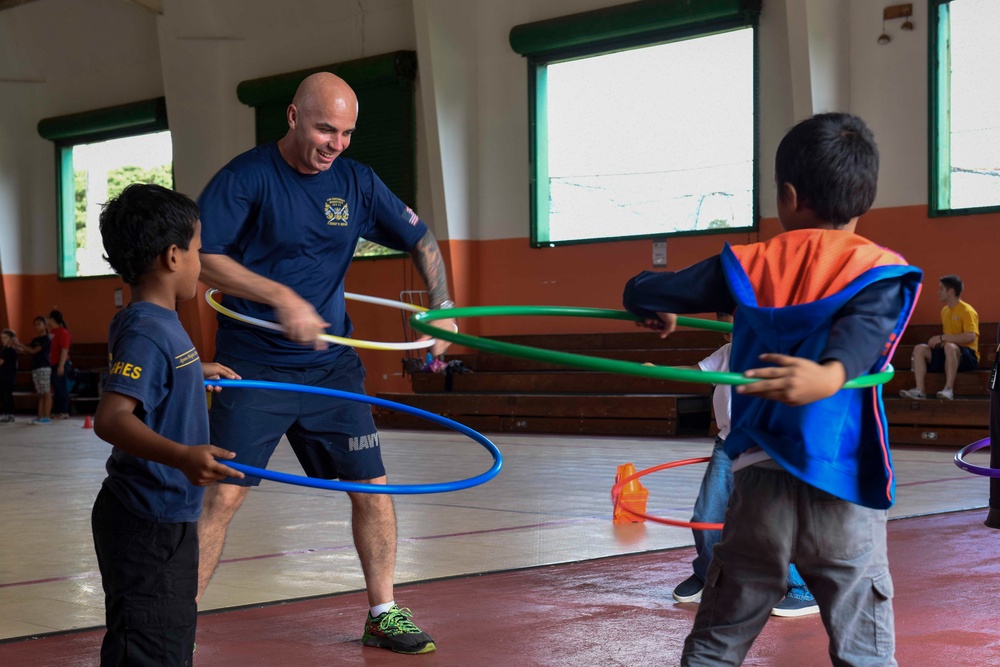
[409,305,893,388]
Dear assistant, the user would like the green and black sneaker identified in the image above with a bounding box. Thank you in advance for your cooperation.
[362,605,436,654]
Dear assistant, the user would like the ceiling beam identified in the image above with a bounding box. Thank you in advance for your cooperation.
[123,0,162,14]
[0,0,41,11]
[0,0,162,14]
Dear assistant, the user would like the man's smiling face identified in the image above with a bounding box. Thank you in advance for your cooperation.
[282,81,358,175]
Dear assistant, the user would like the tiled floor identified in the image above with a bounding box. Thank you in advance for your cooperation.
[0,415,991,641]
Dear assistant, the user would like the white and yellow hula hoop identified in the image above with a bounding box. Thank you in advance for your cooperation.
[205,289,448,351]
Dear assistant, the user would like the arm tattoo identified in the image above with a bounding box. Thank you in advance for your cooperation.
[410,230,452,307]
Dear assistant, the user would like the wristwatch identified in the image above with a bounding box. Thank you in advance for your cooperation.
[434,299,456,310]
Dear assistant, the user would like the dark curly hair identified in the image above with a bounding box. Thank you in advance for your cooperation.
[774,113,879,226]
[99,183,199,285]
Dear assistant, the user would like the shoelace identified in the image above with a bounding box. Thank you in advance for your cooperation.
[377,607,421,635]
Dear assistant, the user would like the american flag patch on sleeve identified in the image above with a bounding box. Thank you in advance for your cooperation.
[403,206,420,226]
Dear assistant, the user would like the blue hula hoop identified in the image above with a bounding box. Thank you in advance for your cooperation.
[205,379,503,494]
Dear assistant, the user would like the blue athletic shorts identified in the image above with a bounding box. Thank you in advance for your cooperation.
[211,349,384,486]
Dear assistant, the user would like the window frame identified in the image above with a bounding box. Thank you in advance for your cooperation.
[236,51,418,261]
[38,98,171,279]
[928,0,1000,217]
[511,0,761,248]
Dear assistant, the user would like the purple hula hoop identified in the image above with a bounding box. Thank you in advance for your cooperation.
[954,438,996,477]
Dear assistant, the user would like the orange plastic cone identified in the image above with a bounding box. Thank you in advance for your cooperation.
[613,462,649,523]
[83,415,93,429]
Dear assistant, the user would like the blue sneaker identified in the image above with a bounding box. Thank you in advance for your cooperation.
[31,417,52,425]
[771,595,820,617]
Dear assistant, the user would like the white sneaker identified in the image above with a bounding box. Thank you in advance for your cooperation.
[936,387,954,400]
[771,596,820,617]
[899,388,926,399]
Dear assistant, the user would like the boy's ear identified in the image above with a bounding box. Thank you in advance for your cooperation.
[780,182,801,210]
[163,244,182,272]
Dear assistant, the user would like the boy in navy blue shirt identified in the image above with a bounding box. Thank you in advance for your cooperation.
[92,183,244,666]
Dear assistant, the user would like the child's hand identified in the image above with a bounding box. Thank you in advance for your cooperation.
[738,354,846,406]
[177,445,246,486]
[633,312,677,339]
[203,363,241,393]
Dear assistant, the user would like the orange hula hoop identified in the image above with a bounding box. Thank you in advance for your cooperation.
[610,457,724,530]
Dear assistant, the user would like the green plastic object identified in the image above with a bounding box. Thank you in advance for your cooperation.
[409,305,894,389]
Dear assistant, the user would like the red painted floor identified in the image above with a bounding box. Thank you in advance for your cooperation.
[4,509,999,666]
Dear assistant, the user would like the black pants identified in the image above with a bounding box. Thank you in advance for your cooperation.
[91,486,198,667]
[988,322,1000,528]
[0,380,13,414]
[51,362,71,414]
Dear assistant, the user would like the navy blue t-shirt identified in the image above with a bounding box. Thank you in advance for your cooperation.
[0,347,16,385]
[100,302,209,523]
[198,143,429,367]
[29,335,50,370]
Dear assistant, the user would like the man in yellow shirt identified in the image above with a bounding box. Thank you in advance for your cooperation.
[900,274,979,400]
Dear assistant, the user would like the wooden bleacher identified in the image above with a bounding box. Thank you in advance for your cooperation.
[884,323,995,447]
[375,328,725,437]
[376,323,996,447]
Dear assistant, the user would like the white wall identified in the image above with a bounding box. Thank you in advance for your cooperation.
[0,0,420,275]
[0,0,163,275]
[849,0,929,210]
[157,0,419,199]
[0,0,947,275]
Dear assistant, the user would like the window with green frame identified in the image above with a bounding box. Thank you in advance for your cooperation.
[236,51,418,259]
[510,0,761,247]
[929,0,1000,216]
[38,98,171,279]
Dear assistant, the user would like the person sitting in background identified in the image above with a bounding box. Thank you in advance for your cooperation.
[14,316,53,424]
[0,328,17,423]
[899,274,979,401]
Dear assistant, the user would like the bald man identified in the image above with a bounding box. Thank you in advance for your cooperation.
[196,73,453,655]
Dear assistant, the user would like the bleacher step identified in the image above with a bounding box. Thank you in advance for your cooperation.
[888,425,988,447]
[373,413,688,437]
[883,397,989,426]
[412,372,711,395]
[444,348,718,373]
[377,392,711,420]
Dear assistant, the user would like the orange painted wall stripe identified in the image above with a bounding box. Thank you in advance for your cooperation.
[3,205,998,396]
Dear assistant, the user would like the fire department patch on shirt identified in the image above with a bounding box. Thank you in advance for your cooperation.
[326,197,349,225]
